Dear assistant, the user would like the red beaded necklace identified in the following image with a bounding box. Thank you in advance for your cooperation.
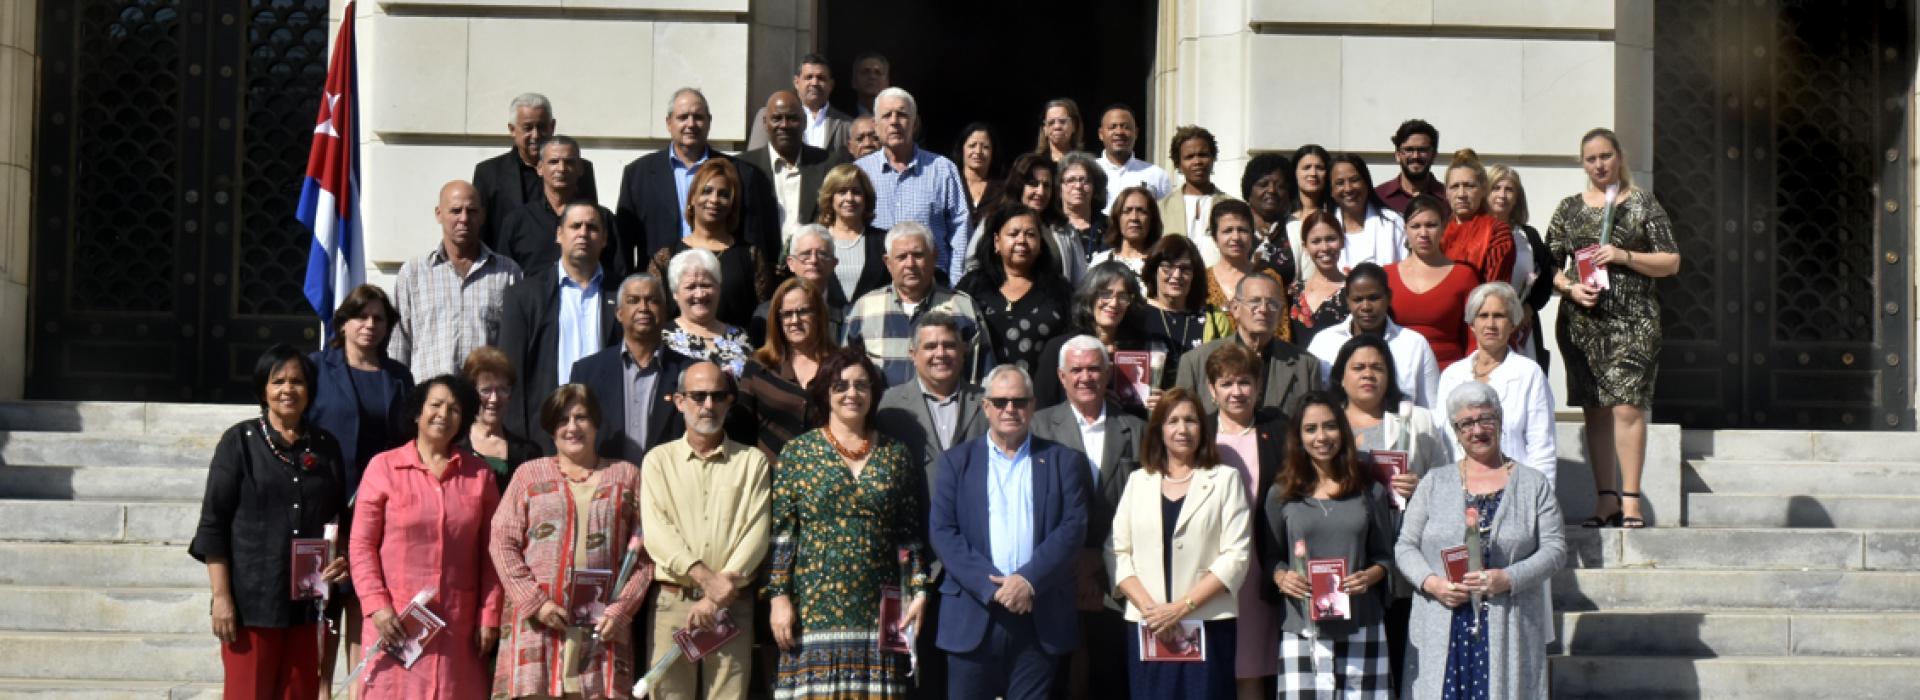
[823,426,872,462]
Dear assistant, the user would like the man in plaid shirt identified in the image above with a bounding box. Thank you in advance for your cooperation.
[843,221,991,388]
[390,180,525,380]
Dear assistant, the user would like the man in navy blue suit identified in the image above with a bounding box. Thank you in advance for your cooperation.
[929,365,1090,700]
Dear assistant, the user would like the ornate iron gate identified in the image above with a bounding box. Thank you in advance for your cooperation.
[32,0,328,402]
[1653,0,1915,430]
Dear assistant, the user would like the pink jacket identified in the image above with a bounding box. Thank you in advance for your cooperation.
[349,442,504,698]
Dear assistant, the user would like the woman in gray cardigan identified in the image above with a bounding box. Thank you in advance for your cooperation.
[1394,382,1565,698]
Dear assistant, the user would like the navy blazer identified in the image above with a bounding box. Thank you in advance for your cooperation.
[304,347,414,499]
[568,343,691,465]
[498,266,623,452]
[613,149,778,277]
[928,433,1090,656]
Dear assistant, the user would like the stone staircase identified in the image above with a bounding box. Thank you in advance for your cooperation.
[0,401,250,699]
[1549,429,1920,698]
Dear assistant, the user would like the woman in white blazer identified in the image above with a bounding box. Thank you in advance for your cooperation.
[1436,282,1557,484]
[1106,386,1252,700]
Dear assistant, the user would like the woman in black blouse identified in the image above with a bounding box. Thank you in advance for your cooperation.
[957,203,1072,373]
[1140,235,1210,413]
[649,158,767,329]
[189,344,349,698]
[1033,260,1151,411]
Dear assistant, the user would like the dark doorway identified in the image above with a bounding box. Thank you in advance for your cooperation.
[1651,0,1915,429]
[821,0,1157,161]
[31,0,330,402]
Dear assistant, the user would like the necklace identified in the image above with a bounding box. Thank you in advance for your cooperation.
[1163,468,1194,484]
[824,426,872,462]
[1155,306,1195,350]
[257,417,316,469]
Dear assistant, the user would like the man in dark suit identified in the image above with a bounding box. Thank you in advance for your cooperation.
[498,201,622,451]
[746,53,852,156]
[737,90,844,239]
[1176,273,1322,415]
[929,365,1089,700]
[472,93,599,253]
[614,87,778,275]
[1028,335,1143,700]
[567,273,690,464]
[497,135,621,276]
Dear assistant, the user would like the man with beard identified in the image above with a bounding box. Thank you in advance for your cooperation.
[1375,119,1447,217]
[639,360,772,700]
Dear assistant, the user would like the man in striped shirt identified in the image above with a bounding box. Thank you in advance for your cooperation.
[843,222,990,388]
[389,180,525,380]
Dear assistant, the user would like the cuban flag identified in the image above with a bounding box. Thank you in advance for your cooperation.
[297,2,363,333]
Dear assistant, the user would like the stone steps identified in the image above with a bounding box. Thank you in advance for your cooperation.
[1550,655,1920,699]
[1553,610,1920,657]
[0,678,219,700]
[0,500,198,544]
[0,631,219,683]
[0,543,203,588]
[0,586,209,634]
[0,465,207,501]
[1687,459,1920,496]
[1686,493,1920,529]
[1566,527,1920,570]
[0,401,253,436]
[0,432,219,469]
[1555,568,1920,611]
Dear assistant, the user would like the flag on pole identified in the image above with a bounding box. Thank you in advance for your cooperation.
[298,2,363,334]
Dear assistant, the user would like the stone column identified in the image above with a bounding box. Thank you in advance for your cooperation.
[0,1,37,399]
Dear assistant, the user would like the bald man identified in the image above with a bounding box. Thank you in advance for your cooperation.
[738,89,845,242]
[389,180,526,379]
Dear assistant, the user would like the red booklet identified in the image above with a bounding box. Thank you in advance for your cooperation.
[390,600,448,669]
[1367,450,1409,509]
[1308,559,1351,621]
[569,569,612,626]
[1137,619,1205,662]
[289,538,329,601]
[1111,350,1155,408]
[1575,245,1611,291]
[878,585,909,653]
[673,610,742,662]
[1441,545,1472,585]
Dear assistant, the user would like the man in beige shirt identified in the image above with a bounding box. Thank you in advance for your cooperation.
[639,360,772,700]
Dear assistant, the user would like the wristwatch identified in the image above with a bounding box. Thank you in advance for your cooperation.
[1183,597,1198,612]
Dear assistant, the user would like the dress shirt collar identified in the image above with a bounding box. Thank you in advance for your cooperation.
[769,145,800,172]
[556,261,604,290]
[668,146,713,170]
[989,433,1033,462]
[879,147,927,175]
[1072,402,1106,429]
[427,242,497,268]
[680,435,734,462]
[804,103,827,126]
[621,340,663,368]
[919,378,959,404]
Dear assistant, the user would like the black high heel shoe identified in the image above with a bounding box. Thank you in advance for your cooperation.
[1582,490,1622,528]
[1619,492,1646,528]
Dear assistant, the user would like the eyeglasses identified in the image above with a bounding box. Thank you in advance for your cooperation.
[791,250,834,261]
[683,390,735,405]
[1062,176,1091,187]
[986,396,1033,410]
[1237,297,1280,310]
[831,379,873,394]
[1452,415,1500,432]
[1159,264,1195,278]
[778,308,816,321]
[1096,290,1133,303]
[478,387,510,398]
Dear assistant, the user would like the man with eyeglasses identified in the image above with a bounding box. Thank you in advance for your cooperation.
[570,273,692,463]
[1174,274,1322,415]
[929,365,1091,700]
[1376,118,1449,217]
[747,226,854,346]
[844,222,990,387]
[639,360,772,700]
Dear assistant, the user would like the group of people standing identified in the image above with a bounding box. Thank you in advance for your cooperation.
[190,50,1681,700]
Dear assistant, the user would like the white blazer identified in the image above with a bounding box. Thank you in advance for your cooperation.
[1104,465,1253,622]
[1436,352,1558,482]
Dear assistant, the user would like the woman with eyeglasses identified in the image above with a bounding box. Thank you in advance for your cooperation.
[767,347,930,699]
[460,346,542,484]
[737,277,836,460]
[1034,261,1151,410]
[1060,152,1111,261]
[1394,382,1564,699]
[1141,236,1211,409]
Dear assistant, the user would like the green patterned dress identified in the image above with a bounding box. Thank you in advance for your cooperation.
[1546,189,1679,407]
[766,429,930,700]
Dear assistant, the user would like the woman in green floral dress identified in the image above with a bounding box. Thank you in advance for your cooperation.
[1546,127,1682,530]
[766,346,930,699]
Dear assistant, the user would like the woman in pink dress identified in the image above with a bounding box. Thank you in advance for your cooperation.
[350,375,504,698]
[1202,342,1285,700]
